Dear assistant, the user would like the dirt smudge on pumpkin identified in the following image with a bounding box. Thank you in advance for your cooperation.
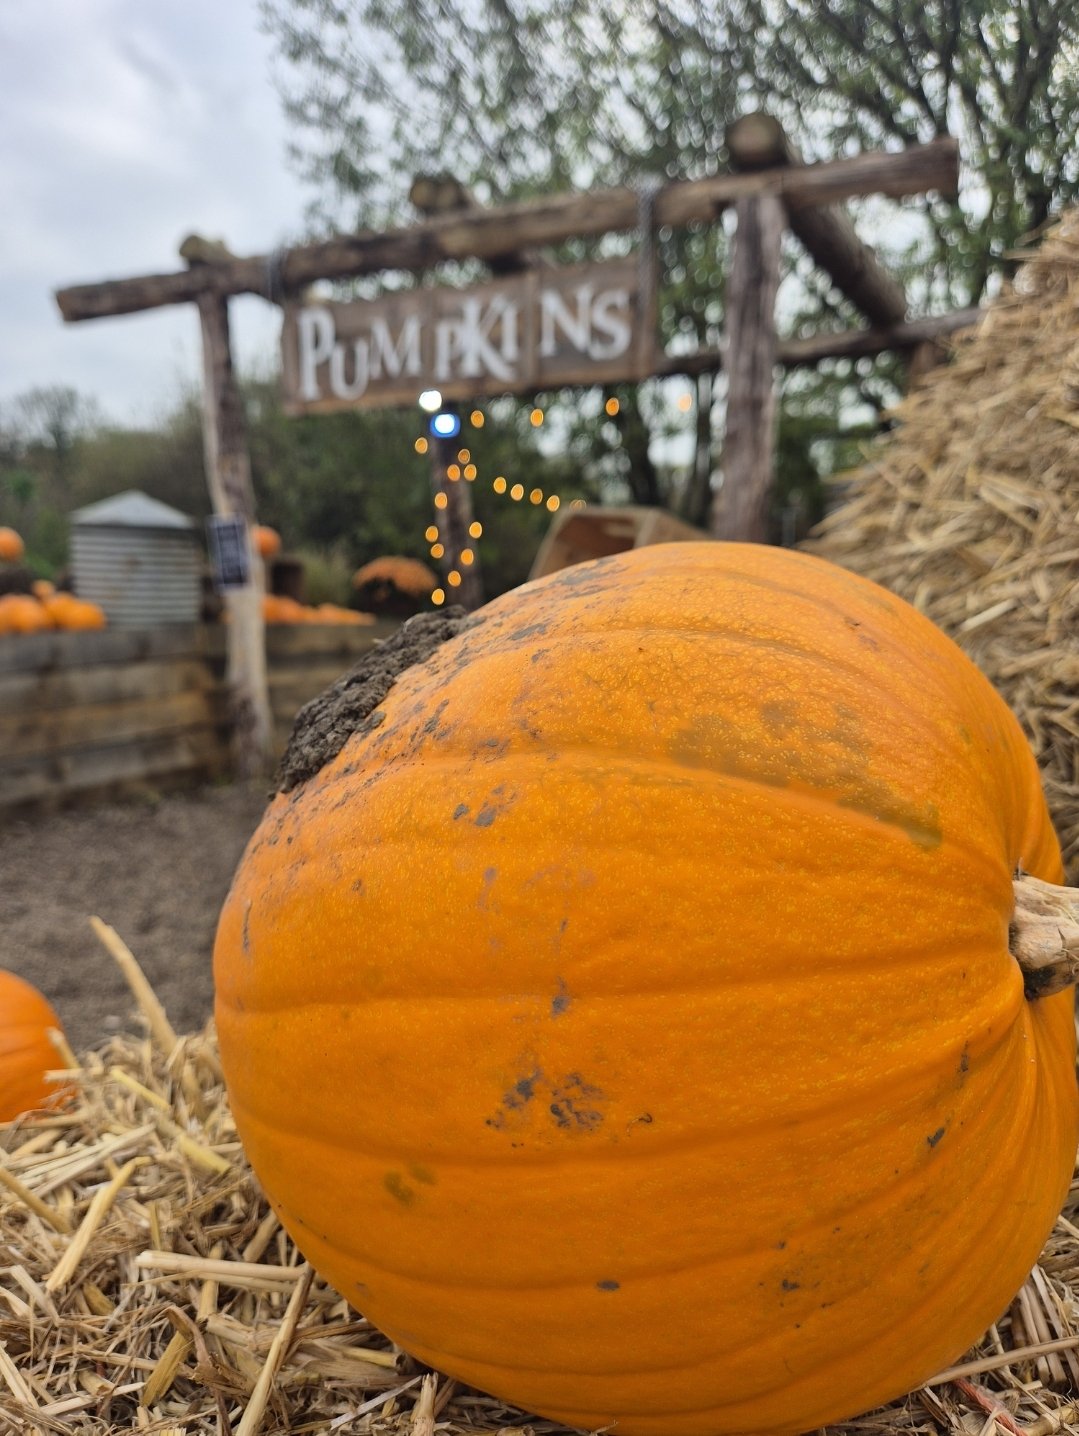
[487,1065,607,1134]
[551,978,571,1016]
[926,1126,946,1148]
[596,1279,620,1291]
[384,1172,417,1206]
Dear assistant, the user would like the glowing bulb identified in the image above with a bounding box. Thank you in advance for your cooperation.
[570,498,586,509]
[431,587,446,605]
[529,488,543,504]
[460,549,474,566]
[470,410,485,427]
[425,525,439,542]
[464,463,477,481]
[530,408,544,427]
[434,493,448,510]
[419,389,443,413]
[447,464,461,481]
[493,476,507,494]
[469,521,483,538]
[546,495,560,512]
[447,570,462,587]
[510,483,524,501]
[676,393,693,413]
[605,397,620,417]
[414,436,429,454]
[431,542,445,558]
[457,448,470,462]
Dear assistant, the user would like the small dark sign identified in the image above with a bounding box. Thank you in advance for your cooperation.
[206,514,251,591]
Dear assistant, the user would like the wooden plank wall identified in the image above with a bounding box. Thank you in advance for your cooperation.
[0,620,397,816]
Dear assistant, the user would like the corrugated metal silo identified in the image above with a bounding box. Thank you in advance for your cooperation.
[71,490,202,627]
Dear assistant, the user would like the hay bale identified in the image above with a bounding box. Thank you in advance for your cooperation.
[806,211,1079,877]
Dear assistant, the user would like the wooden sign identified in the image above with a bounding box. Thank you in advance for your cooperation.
[280,258,650,414]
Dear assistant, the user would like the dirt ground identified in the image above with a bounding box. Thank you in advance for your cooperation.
[1,782,271,1053]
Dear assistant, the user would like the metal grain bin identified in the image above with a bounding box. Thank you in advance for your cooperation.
[71,490,201,627]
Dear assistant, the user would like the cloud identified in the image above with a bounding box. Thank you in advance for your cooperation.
[0,0,309,423]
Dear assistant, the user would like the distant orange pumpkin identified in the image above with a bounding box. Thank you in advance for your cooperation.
[253,525,282,560]
[0,593,50,635]
[0,527,24,562]
[0,971,69,1122]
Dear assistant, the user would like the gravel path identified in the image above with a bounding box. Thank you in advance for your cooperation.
[1,782,270,1053]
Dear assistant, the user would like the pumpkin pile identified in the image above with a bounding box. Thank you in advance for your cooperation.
[215,541,1079,1436]
[0,589,107,635]
[261,593,374,625]
[806,208,1079,880]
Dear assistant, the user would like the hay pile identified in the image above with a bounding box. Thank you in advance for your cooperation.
[3,925,1079,1435]
[806,212,1079,878]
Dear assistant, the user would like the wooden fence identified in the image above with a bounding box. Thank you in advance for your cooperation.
[0,620,397,817]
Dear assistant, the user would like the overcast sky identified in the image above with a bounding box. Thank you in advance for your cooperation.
[1,0,311,427]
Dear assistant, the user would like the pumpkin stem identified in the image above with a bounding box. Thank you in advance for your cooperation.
[1011,873,1079,1000]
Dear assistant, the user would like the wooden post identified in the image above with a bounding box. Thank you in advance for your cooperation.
[726,112,908,330]
[197,292,274,778]
[712,194,785,543]
[429,408,484,611]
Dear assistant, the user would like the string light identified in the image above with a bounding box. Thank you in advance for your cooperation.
[434,493,448,509]
[457,448,471,462]
[414,436,429,454]
[460,549,475,566]
[463,463,477,481]
[469,521,483,538]
[530,408,544,427]
[431,587,446,606]
[470,410,485,427]
[510,483,524,500]
[447,571,462,587]
[493,476,507,494]
[605,397,620,417]
[546,495,560,512]
[431,542,445,559]
[447,463,461,481]
[425,525,439,542]
[570,498,586,508]
[676,393,693,413]
[529,488,543,504]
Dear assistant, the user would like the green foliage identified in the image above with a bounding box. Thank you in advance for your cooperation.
[0,377,592,603]
[260,0,1079,521]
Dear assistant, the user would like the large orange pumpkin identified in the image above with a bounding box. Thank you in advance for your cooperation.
[0,971,68,1122]
[214,543,1078,1436]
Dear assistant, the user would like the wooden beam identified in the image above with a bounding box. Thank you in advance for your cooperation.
[712,194,785,543]
[726,111,910,329]
[197,293,274,780]
[653,306,984,378]
[55,138,959,323]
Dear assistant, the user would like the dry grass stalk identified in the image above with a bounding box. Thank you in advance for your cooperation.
[805,209,1079,878]
[2,933,1079,1436]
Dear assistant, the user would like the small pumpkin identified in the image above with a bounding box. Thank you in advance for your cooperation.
[0,971,69,1122]
[253,525,282,560]
[0,527,25,562]
[215,543,1079,1436]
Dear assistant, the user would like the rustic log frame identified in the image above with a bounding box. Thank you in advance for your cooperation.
[53,118,963,776]
[55,136,958,322]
